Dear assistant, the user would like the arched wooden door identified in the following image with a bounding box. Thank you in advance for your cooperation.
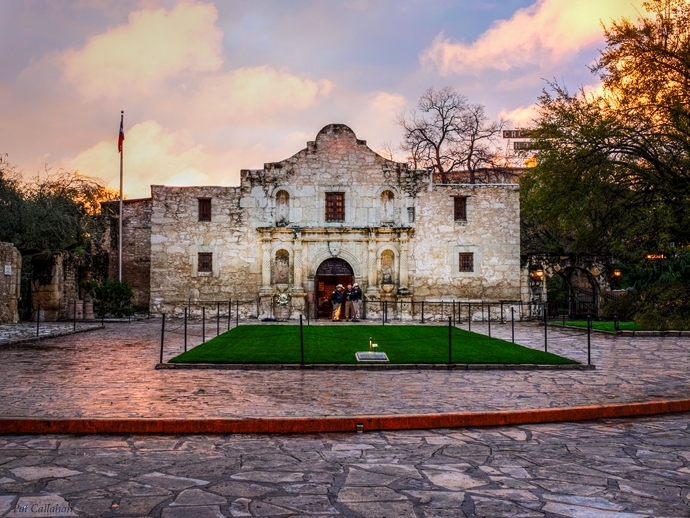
[315,258,354,319]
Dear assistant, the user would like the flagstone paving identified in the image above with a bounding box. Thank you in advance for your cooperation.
[0,319,688,418]
[0,414,688,517]
[0,319,689,515]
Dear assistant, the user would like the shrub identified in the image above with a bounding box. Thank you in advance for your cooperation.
[81,279,134,318]
[602,281,690,330]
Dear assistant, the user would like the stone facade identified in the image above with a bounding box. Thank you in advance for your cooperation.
[141,124,521,319]
[0,242,21,323]
[98,198,152,310]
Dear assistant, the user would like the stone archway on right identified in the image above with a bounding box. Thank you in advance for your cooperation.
[525,254,614,318]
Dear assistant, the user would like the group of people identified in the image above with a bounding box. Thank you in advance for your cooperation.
[330,283,363,322]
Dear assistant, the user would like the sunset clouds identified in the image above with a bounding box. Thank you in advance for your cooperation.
[0,1,648,198]
[421,0,646,76]
[62,3,223,101]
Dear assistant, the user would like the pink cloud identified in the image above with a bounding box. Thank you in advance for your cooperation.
[421,0,646,75]
[61,2,223,101]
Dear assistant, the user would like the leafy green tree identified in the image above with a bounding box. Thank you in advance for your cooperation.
[0,159,117,253]
[522,0,690,261]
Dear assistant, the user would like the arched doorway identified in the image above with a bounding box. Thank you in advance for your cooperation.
[315,258,354,319]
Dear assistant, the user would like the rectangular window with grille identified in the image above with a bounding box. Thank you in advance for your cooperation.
[325,192,345,221]
[454,197,467,221]
[458,252,473,272]
[198,198,212,222]
[198,252,213,273]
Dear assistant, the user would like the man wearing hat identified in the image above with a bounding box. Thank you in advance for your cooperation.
[330,284,345,321]
[350,283,362,322]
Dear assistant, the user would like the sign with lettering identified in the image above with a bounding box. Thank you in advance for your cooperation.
[4,265,10,276]
[503,129,531,139]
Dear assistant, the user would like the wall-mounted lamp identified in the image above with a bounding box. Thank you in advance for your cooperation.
[530,268,545,281]
[611,269,622,278]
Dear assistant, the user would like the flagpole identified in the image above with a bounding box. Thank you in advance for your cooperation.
[118,110,124,282]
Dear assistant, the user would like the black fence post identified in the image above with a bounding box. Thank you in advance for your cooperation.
[184,306,188,352]
[614,312,619,332]
[236,300,239,327]
[468,302,472,332]
[511,306,515,343]
[421,301,425,324]
[73,300,77,331]
[382,301,385,326]
[448,316,452,365]
[300,314,304,365]
[216,302,220,337]
[36,303,40,337]
[544,305,549,353]
[160,313,165,364]
[487,304,491,337]
[202,306,206,343]
[587,313,592,365]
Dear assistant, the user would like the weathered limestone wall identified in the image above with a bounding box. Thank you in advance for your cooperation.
[146,124,522,318]
[98,199,152,310]
[0,242,21,323]
[412,184,521,301]
[149,185,260,314]
[31,251,87,321]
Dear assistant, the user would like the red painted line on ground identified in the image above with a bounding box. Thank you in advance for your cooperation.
[1,400,689,435]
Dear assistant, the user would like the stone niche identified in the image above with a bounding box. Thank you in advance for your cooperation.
[0,242,21,323]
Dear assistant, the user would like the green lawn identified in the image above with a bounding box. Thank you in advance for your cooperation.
[169,325,577,365]
[551,320,641,332]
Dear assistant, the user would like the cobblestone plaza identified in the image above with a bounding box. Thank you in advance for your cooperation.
[0,320,688,516]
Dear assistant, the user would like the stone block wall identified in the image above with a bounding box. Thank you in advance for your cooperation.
[412,184,521,301]
[149,185,261,313]
[99,198,152,310]
[0,242,21,323]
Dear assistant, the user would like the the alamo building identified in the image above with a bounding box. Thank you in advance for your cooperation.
[102,124,522,320]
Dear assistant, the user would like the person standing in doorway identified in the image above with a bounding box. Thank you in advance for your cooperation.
[350,283,362,322]
[330,284,344,321]
[344,284,354,321]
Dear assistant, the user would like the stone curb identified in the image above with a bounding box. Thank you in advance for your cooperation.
[1,399,688,435]
[156,362,595,371]
[0,325,104,347]
[549,324,690,337]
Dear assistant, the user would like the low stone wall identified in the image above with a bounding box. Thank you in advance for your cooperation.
[0,242,21,323]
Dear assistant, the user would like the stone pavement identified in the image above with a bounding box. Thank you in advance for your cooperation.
[0,414,689,517]
[0,319,689,419]
[0,319,689,516]
[0,323,103,346]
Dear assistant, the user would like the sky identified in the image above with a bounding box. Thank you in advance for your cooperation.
[0,0,646,199]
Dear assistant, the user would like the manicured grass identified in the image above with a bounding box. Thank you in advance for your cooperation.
[551,320,642,332]
[169,325,577,365]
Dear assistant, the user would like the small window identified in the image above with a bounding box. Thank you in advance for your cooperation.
[198,253,213,273]
[454,197,467,221]
[458,252,473,272]
[198,198,212,222]
[326,192,345,222]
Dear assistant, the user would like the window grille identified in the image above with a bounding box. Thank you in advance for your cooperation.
[198,198,212,222]
[325,192,345,221]
[459,252,474,272]
[198,253,213,272]
[454,197,467,221]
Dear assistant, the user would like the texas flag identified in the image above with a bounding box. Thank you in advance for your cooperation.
[118,113,125,153]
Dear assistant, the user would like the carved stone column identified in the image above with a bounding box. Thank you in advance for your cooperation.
[366,230,378,294]
[292,235,304,292]
[259,234,273,320]
[399,233,410,292]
